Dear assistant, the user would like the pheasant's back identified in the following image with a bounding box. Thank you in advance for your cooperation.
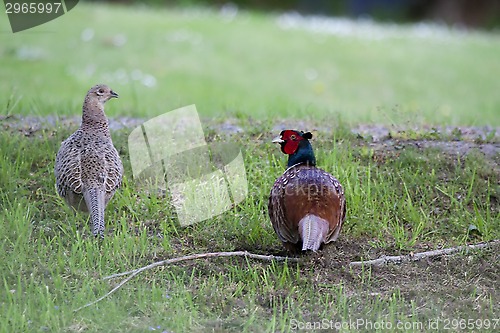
[80,134,122,191]
[55,129,123,209]
[269,164,346,247]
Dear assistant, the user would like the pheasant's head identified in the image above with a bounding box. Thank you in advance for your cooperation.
[272,130,316,167]
[87,84,119,104]
[81,84,119,127]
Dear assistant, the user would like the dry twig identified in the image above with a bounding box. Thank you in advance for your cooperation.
[73,251,297,312]
[349,240,499,267]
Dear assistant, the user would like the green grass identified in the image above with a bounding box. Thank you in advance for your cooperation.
[0,3,500,125]
[0,122,498,332]
[0,3,499,333]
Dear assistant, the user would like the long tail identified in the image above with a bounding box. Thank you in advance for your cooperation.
[83,187,106,237]
[298,214,329,252]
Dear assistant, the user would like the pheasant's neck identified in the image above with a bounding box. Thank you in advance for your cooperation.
[81,99,110,134]
[287,140,316,168]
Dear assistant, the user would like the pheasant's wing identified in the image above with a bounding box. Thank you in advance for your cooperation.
[269,172,300,244]
[322,171,346,242]
[54,133,83,197]
[103,144,123,193]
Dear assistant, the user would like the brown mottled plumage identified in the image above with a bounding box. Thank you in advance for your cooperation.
[55,84,123,237]
[268,130,346,252]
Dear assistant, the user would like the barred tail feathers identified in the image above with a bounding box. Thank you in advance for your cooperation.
[298,214,329,252]
[83,187,106,237]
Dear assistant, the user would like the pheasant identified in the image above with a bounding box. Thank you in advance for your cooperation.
[55,84,123,237]
[268,130,346,252]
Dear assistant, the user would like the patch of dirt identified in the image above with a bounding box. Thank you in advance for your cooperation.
[368,139,499,160]
[3,115,498,173]
[312,237,500,317]
[143,236,499,321]
[0,115,144,136]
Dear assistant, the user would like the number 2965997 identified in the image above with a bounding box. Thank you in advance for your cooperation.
[5,2,63,14]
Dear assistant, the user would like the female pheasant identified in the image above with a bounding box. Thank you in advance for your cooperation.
[268,130,346,252]
[55,84,123,238]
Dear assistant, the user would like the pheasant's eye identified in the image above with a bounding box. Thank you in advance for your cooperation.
[290,134,296,140]
[98,89,104,94]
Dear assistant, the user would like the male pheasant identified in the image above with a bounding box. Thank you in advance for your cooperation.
[268,130,346,252]
[55,84,123,237]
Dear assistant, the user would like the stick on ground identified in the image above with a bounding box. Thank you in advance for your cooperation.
[349,240,499,267]
[73,251,297,312]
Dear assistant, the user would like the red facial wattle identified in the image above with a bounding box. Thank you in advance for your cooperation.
[280,130,303,155]
[282,140,300,154]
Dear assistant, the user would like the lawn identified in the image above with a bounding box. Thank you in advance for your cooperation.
[1,2,500,125]
[0,2,499,333]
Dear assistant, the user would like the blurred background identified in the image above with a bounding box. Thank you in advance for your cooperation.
[1,0,499,126]
[94,0,500,29]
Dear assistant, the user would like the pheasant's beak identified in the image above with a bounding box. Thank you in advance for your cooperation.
[272,135,284,144]
[110,90,119,98]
